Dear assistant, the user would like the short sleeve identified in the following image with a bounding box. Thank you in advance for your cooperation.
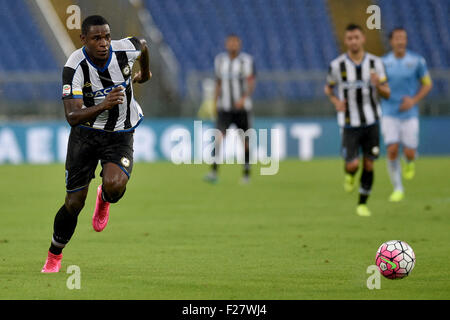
[214,55,222,80]
[112,37,144,62]
[62,66,83,100]
[244,57,256,78]
[375,58,387,84]
[326,63,337,86]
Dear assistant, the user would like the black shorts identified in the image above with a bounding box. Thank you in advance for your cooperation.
[65,126,134,193]
[217,110,251,133]
[341,123,380,162]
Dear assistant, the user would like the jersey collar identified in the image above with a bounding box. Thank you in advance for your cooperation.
[345,52,367,67]
[82,46,113,73]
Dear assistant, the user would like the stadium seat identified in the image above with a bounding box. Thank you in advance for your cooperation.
[0,0,59,101]
[145,0,339,99]
[145,0,448,99]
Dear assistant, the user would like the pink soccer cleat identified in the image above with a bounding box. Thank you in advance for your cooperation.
[41,251,63,273]
[92,185,111,232]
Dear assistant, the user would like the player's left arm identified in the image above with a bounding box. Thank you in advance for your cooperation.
[370,59,390,99]
[132,39,152,84]
[400,58,433,111]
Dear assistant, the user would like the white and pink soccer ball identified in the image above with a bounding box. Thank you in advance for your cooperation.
[375,240,416,279]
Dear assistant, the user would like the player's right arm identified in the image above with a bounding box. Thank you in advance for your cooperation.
[324,63,346,112]
[61,61,125,127]
[63,87,125,127]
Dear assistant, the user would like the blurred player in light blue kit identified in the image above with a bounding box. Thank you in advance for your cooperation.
[381,28,432,202]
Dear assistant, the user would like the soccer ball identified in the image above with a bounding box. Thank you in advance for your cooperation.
[375,240,415,279]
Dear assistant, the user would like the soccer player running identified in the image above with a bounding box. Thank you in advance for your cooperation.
[204,34,256,184]
[324,24,390,216]
[381,28,432,202]
[41,15,151,272]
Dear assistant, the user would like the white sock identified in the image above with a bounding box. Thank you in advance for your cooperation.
[387,158,403,192]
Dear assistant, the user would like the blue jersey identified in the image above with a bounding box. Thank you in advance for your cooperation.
[381,51,431,119]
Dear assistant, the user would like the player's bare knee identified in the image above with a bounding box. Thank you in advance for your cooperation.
[102,176,127,203]
[346,159,359,173]
[387,144,399,160]
[403,148,415,161]
[363,158,374,171]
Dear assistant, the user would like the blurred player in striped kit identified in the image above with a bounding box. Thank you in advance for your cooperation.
[325,24,390,216]
[205,34,256,184]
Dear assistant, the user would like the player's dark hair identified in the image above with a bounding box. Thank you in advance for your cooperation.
[226,33,240,40]
[389,27,407,39]
[81,15,110,35]
[345,23,364,33]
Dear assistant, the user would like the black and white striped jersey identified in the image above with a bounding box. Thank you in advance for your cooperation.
[62,37,144,132]
[327,53,387,128]
[215,52,255,112]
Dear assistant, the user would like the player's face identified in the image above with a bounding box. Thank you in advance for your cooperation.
[390,30,408,55]
[344,29,365,54]
[81,24,111,61]
[226,36,241,56]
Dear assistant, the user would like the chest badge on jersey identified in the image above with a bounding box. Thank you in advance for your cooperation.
[121,157,130,168]
[122,65,131,77]
[372,146,380,156]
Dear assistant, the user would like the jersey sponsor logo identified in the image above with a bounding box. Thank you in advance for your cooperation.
[63,84,71,96]
[83,82,91,88]
[341,80,370,90]
[83,79,130,98]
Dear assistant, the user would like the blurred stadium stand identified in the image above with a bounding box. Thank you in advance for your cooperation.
[145,0,340,114]
[0,0,448,119]
[0,0,60,104]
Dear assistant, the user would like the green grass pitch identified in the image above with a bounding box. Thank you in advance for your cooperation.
[0,157,449,299]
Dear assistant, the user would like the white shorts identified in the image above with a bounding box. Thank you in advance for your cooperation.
[381,116,419,149]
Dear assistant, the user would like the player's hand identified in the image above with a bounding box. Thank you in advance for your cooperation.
[235,97,246,109]
[334,99,347,112]
[101,86,125,109]
[400,96,416,111]
[133,70,152,84]
[324,85,333,96]
[370,72,380,88]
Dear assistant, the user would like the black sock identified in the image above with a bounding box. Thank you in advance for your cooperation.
[359,194,369,204]
[244,164,250,177]
[244,148,250,177]
[212,162,218,173]
[359,169,374,204]
[49,204,79,255]
[49,243,63,255]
